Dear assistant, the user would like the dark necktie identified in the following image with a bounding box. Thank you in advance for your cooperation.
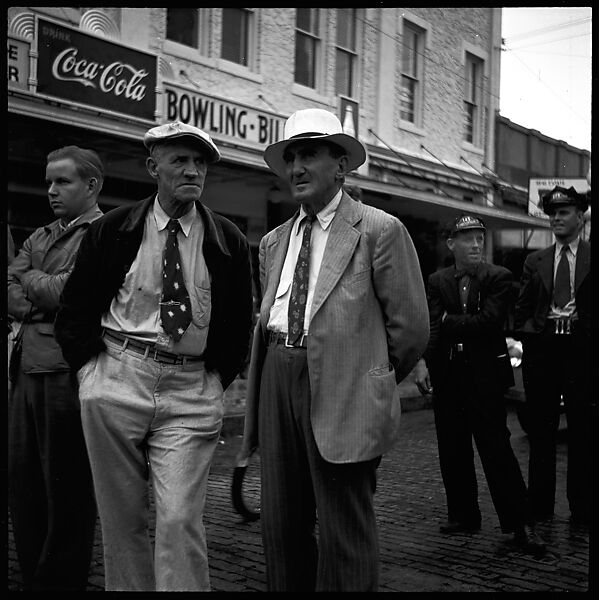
[553,245,571,308]
[287,214,315,346]
[160,219,192,342]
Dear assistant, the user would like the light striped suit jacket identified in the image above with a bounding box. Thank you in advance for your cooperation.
[242,192,429,463]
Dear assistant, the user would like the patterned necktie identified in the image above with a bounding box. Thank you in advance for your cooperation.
[553,245,571,308]
[160,219,192,342]
[287,214,315,346]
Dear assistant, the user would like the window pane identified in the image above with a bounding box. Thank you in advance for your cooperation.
[464,102,474,142]
[295,33,315,87]
[336,8,355,50]
[222,8,248,65]
[297,8,318,34]
[401,29,417,76]
[400,76,415,122]
[335,50,353,96]
[167,8,198,47]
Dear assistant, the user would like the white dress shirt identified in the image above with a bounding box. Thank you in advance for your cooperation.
[267,188,343,335]
[548,236,579,319]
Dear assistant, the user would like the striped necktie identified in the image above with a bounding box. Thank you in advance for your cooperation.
[287,214,315,346]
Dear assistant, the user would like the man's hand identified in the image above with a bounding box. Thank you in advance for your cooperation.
[414,358,433,396]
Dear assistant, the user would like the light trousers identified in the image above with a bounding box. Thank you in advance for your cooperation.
[77,338,223,591]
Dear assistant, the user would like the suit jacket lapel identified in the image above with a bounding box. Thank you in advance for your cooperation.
[538,245,555,295]
[310,193,361,319]
[575,239,590,292]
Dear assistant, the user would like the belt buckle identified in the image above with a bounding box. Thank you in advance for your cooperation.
[284,333,306,348]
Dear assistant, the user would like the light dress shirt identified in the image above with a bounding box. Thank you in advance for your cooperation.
[101,196,211,355]
[548,236,578,319]
[267,188,343,335]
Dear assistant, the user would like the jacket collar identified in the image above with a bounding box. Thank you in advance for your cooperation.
[119,194,231,259]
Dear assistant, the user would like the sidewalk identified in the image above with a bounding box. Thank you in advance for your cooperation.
[7,397,591,592]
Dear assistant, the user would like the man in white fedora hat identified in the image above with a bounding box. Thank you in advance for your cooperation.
[238,108,429,591]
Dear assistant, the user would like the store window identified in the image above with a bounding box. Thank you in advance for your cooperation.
[335,8,357,98]
[295,8,321,89]
[400,21,424,124]
[464,52,484,145]
[221,7,255,67]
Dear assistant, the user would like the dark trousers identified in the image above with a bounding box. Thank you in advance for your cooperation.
[8,369,97,591]
[522,331,591,522]
[432,361,530,533]
[258,343,380,592]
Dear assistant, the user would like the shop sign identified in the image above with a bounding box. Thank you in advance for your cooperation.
[7,36,30,91]
[528,177,590,219]
[36,17,156,120]
[163,82,285,150]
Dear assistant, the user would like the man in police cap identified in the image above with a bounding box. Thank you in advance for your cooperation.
[414,214,545,554]
[514,186,591,529]
[55,121,254,591]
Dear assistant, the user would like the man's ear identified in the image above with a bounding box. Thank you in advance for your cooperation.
[146,156,158,179]
[446,238,455,252]
[336,155,349,178]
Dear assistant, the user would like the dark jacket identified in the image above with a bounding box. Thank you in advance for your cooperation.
[423,262,514,393]
[55,196,254,390]
[8,205,104,373]
[514,239,591,339]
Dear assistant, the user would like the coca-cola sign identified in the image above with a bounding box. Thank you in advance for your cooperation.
[36,17,156,120]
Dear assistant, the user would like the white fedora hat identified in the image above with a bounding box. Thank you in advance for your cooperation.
[263,108,366,177]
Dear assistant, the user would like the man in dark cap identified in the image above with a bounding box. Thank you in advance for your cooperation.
[515,185,591,529]
[55,121,254,591]
[414,214,545,554]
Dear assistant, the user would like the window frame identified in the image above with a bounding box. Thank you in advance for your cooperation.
[334,8,358,99]
[399,20,425,127]
[165,8,209,56]
[220,7,256,70]
[463,51,484,146]
[294,8,322,91]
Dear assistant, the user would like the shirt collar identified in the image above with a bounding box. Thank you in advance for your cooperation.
[153,195,196,237]
[556,236,579,257]
[294,188,343,235]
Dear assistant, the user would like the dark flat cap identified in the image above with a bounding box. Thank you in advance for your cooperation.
[541,185,589,214]
[143,121,220,163]
[447,214,486,237]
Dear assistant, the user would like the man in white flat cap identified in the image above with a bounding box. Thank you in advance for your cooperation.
[238,108,429,591]
[55,121,254,591]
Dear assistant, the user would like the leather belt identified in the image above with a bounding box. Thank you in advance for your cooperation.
[268,330,308,349]
[102,329,204,365]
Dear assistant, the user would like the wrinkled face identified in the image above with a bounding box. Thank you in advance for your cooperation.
[547,205,583,242]
[146,139,208,217]
[282,140,347,212]
[447,229,485,268]
[45,158,95,222]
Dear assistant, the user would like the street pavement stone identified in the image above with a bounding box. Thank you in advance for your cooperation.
[7,405,591,592]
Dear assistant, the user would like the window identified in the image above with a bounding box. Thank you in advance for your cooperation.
[167,8,198,48]
[400,22,424,124]
[295,8,320,88]
[464,52,483,145]
[335,8,357,97]
[221,7,252,67]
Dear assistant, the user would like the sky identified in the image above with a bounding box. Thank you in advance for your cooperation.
[499,6,592,152]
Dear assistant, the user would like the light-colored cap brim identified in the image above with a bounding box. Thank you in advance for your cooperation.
[144,133,221,163]
[263,132,366,177]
